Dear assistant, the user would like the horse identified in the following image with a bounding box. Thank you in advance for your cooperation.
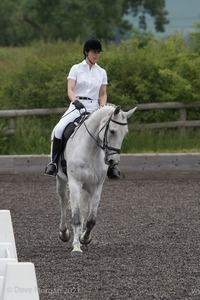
[55,104,137,255]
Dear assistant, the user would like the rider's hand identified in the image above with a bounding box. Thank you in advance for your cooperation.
[73,100,85,110]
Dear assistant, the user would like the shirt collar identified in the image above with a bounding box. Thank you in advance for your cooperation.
[81,59,97,67]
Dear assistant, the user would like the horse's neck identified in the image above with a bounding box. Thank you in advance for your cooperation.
[77,107,113,148]
[66,106,114,164]
[86,108,106,129]
[85,106,113,135]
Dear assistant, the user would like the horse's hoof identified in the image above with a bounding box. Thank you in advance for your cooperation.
[59,229,71,242]
[80,235,92,245]
[71,246,83,256]
[71,250,83,257]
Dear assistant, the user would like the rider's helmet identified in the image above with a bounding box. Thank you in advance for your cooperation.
[83,38,103,57]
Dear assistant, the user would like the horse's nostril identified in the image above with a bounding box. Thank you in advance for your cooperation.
[108,159,114,166]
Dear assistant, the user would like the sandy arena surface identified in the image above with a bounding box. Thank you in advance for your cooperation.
[1,174,200,300]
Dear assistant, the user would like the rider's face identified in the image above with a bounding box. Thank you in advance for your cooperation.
[87,50,101,64]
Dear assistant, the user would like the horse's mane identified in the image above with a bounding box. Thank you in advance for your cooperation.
[87,103,117,120]
[101,103,117,108]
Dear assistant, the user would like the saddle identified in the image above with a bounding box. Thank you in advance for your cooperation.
[60,113,89,175]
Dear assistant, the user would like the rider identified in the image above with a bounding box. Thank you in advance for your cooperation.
[44,38,120,179]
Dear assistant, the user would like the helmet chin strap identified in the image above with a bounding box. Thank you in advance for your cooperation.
[85,53,95,65]
[87,57,95,65]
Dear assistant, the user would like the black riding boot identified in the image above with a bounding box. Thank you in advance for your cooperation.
[44,137,62,177]
[107,165,121,179]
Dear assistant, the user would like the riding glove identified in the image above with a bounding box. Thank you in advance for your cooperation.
[73,100,85,110]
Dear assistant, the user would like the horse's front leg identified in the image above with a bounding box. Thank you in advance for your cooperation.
[80,186,102,245]
[69,181,83,255]
[56,176,71,242]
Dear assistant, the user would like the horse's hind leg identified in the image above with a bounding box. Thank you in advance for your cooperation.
[80,217,95,245]
[56,176,71,242]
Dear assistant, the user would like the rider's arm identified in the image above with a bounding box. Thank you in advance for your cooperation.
[68,79,77,103]
[99,84,107,106]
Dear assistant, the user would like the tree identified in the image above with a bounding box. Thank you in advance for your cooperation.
[0,0,20,46]
[123,0,169,32]
[0,0,169,46]
[190,22,200,53]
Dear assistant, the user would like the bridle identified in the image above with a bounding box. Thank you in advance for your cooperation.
[83,112,128,157]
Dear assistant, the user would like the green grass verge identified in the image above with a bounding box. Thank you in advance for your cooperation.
[1,117,200,154]
[122,128,200,153]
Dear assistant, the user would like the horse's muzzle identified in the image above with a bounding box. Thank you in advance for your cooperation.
[108,159,118,166]
[104,146,121,166]
[105,156,120,167]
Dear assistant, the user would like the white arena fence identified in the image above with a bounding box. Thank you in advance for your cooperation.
[0,154,200,176]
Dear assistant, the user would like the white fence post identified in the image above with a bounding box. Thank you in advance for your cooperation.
[0,210,40,300]
[1,262,39,300]
[0,210,17,259]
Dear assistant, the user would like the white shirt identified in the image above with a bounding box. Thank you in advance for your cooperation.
[67,60,107,100]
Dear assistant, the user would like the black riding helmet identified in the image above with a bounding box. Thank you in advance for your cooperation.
[83,38,103,57]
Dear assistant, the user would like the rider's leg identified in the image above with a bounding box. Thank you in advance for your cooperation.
[44,104,81,177]
[44,136,62,176]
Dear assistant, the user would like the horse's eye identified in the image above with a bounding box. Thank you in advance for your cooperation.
[110,129,115,135]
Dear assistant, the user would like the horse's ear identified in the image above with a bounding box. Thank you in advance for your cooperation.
[124,107,137,119]
[114,106,121,116]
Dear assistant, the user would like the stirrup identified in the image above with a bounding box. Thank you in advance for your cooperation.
[44,162,58,177]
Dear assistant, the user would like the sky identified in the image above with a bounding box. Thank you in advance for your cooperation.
[131,0,200,37]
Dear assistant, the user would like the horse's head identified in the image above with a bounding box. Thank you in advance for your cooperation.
[99,106,137,166]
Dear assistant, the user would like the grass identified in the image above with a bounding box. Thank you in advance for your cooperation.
[2,110,200,154]
[122,127,200,153]
[1,115,200,155]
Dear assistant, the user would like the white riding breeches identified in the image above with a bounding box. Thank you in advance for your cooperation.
[54,100,99,139]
